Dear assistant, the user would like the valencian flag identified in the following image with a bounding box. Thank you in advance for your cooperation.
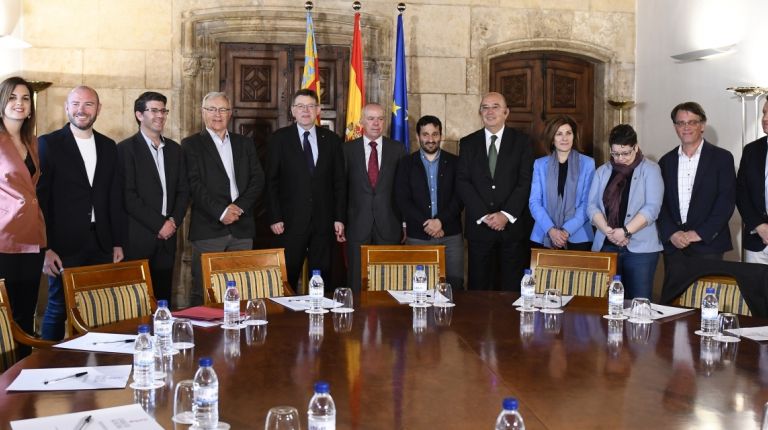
[301,10,321,124]
[344,11,365,141]
[390,11,409,152]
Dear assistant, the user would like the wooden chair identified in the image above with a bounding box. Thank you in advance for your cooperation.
[62,260,156,335]
[361,245,446,291]
[201,248,294,304]
[0,280,55,372]
[676,275,751,316]
[530,248,618,297]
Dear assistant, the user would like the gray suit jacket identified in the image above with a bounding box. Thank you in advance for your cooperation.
[343,137,406,242]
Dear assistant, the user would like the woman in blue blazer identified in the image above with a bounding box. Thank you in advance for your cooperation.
[587,124,663,299]
[529,115,595,250]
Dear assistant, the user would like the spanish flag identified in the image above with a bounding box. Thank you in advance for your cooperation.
[301,10,321,116]
[345,11,365,141]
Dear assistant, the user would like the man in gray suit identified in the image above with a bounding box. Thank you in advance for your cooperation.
[344,103,407,291]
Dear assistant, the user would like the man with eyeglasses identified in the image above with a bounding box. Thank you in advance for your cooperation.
[117,92,189,307]
[182,91,265,306]
[37,86,125,340]
[456,92,534,291]
[658,102,736,261]
[265,89,346,291]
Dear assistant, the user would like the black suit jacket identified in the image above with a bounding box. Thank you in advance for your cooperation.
[266,124,345,234]
[658,140,736,254]
[395,150,462,240]
[117,132,189,258]
[37,124,124,256]
[456,127,533,242]
[343,137,407,242]
[737,136,768,252]
[181,130,264,241]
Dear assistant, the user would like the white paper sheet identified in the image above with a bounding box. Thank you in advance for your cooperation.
[6,365,132,391]
[270,295,339,311]
[54,332,138,354]
[733,326,768,341]
[10,403,163,430]
[512,294,575,308]
[622,303,695,320]
[388,290,436,304]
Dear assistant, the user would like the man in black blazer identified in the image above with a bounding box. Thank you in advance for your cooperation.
[38,86,125,340]
[736,99,768,263]
[457,92,534,291]
[118,92,189,306]
[182,92,265,306]
[658,102,736,260]
[266,89,346,290]
[395,115,464,289]
[344,103,407,291]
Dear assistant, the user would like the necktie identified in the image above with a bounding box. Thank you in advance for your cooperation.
[303,131,314,175]
[488,135,498,178]
[368,141,379,189]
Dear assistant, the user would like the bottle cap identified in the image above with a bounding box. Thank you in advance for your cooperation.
[524,268,532,275]
[612,275,622,281]
[314,381,330,393]
[415,264,425,270]
[199,357,213,367]
[502,397,518,410]
[226,280,236,287]
[312,270,321,276]
[157,300,168,308]
[138,324,150,334]
[706,287,715,294]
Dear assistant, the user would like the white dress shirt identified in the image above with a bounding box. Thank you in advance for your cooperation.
[475,127,516,225]
[141,130,168,216]
[363,136,383,170]
[206,128,239,220]
[74,135,97,222]
[676,140,703,224]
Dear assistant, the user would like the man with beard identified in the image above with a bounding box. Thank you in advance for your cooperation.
[395,115,464,289]
[38,86,125,340]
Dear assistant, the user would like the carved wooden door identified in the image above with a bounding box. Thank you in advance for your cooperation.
[489,52,594,157]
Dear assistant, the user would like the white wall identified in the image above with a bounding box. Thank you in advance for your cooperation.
[0,0,24,78]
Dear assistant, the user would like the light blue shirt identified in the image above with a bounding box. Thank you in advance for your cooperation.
[419,149,440,218]
[296,124,318,164]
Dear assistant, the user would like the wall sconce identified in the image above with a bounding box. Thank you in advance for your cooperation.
[670,44,737,62]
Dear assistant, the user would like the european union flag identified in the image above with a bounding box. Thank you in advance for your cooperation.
[390,13,409,153]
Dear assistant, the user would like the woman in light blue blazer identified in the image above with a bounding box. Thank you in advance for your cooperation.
[529,115,595,250]
[587,124,663,299]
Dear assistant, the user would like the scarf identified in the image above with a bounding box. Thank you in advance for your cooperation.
[603,147,644,228]
[543,150,580,247]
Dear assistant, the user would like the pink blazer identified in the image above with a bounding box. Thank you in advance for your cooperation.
[0,132,46,253]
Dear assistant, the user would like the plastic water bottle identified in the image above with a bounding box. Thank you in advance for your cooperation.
[520,269,536,310]
[494,397,525,429]
[412,265,428,305]
[223,280,240,329]
[193,357,219,428]
[309,270,325,312]
[308,381,336,430]
[153,300,173,355]
[133,324,155,388]
[700,287,719,336]
[608,275,624,318]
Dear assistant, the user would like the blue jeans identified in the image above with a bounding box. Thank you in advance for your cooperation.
[601,244,659,299]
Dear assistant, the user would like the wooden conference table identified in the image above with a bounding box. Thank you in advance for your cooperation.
[0,292,766,429]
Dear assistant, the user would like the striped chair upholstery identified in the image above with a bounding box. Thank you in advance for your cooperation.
[534,268,611,297]
[367,264,440,291]
[74,282,154,329]
[0,306,16,373]
[209,268,286,302]
[678,277,751,316]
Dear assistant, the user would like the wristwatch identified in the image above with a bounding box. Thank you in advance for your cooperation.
[622,226,632,239]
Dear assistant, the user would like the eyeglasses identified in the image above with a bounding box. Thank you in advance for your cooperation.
[292,104,318,111]
[144,108,170,115]
[203,107,232,114]
[480,104,504,112]
[610,148,635,158]
[674,119,702,128]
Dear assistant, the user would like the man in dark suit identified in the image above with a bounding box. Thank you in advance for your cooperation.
[38,86,125,340]
[658,101,736,261]
[118,92,189,307]
[344,103,407,291]
[736,99,768,264]
[182,92,265,306]
[395,115,464,289]
[457,92,534,291]
[266,89,346,291]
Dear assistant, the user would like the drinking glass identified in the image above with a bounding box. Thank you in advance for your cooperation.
[265,406,301,430]
[172,318,195,350]
[331,287,354,313]
[433,283,454,308]
[715,312,741,342]
[245,299,268,325]
[172,380,195,424]
[629,298,652,324]
[541,288,562,314]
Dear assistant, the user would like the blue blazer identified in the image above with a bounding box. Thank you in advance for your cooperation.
[529,153,595,245]
[587,158,664,253]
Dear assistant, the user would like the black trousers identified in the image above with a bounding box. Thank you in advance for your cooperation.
[0,251,44,357]
[467,238,529,292]
[278,226,333,294]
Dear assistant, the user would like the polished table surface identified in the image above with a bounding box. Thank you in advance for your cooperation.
[0,292,767,429]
